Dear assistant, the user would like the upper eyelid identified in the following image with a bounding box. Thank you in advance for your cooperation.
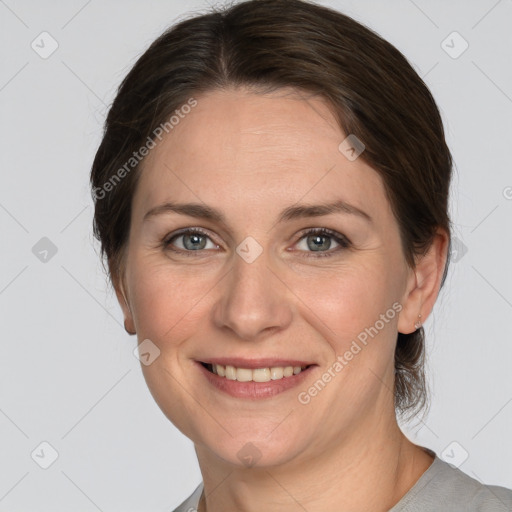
[165,227,219,245]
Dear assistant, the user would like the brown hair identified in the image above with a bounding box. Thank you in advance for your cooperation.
[90,0,452,417]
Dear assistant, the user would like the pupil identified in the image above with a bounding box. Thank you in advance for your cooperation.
[184,233,206,250]
[308,234,331,251]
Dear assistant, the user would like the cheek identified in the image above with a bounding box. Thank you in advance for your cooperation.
[129,250,403,354]
[126,260,218,436]
[291,261,403,411]
[291,262,403,416]
[130,265,207,341]
[296,260,400,344]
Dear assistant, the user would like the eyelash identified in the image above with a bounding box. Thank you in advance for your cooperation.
[162,227,351,259]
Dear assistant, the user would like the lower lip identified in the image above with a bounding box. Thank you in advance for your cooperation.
[196,362,316,399]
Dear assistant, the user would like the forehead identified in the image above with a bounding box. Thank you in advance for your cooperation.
[133,87,387,222]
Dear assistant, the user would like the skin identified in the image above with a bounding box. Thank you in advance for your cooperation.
[114,87,449,511]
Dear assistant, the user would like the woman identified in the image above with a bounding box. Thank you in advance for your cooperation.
[90,0,512,510]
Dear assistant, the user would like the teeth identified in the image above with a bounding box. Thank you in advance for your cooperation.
[283,366,294,377]
[253,368,271,382]
[225,365,236,380]
[270,367,284,380]
[236,368,253,382]
[208,364,307,382]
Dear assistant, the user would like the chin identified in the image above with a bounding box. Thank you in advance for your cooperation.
[192,419,315,470]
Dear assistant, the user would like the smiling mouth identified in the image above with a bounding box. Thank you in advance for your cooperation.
[201,362,311,383]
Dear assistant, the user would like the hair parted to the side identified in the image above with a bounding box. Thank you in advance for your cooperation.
[90,0,452,418]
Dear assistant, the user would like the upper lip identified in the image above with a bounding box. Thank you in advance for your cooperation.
[198,358,316,369]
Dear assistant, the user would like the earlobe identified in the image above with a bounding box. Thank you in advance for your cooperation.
[113,275,136,335]
[123,318,136,335]
[121,293,136,335]
[397,268,423,335]
[397,229,449,335]
[413,313,422,330]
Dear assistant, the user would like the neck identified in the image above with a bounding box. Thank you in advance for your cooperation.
[195,409,434,512]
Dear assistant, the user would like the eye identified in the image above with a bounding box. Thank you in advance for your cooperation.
[294,228,350,257]
[162,227,350,258]
[163,228,219,254]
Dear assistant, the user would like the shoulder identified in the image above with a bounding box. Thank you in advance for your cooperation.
[171,461,512,512]
[171,483,203,512]
[392,456,512,512]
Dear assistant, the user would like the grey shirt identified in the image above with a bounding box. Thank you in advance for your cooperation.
[172,456,512,511]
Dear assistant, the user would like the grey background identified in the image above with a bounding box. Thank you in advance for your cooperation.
[1,0,511,510]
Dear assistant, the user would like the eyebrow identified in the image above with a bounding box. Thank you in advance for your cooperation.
[143,199,372,224]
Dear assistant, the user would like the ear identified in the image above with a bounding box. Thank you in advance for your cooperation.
[112,271,136,335]
[397,229,450,334]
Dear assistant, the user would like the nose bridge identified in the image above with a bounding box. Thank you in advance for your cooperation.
[212,243,293,340]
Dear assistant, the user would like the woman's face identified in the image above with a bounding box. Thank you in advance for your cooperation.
[118,87,419,468]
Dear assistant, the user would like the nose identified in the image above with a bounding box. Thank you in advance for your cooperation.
[212,247,293,341]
